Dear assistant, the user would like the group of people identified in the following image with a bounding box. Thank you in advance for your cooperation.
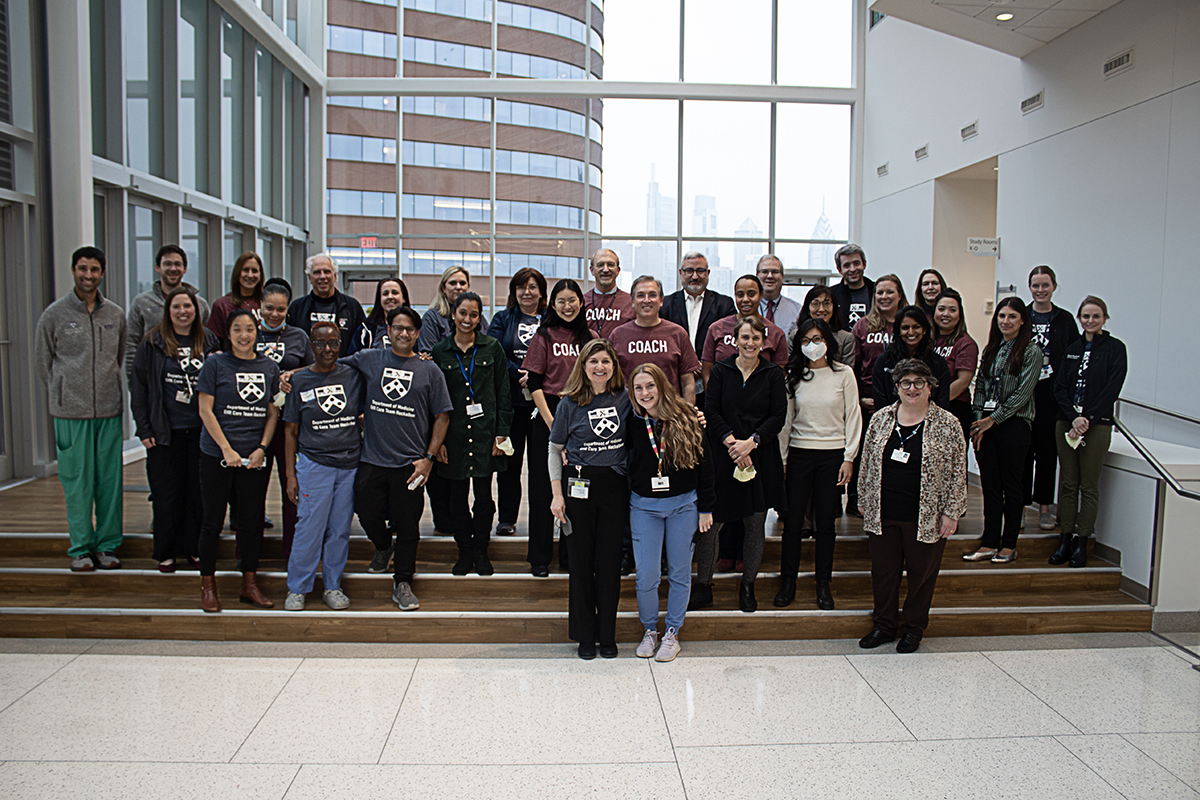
[34,239,1126,659]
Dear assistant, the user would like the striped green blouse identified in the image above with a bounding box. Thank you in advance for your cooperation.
[971,338,1042,425]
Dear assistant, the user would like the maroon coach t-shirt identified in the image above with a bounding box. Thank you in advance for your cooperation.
[521,326,584,395]
[701,314,788,367]
[583,288,635,338]
[609,319,701,394]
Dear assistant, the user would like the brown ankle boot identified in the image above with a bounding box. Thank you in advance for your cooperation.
[200,576,221,613]
[239,572,274,608]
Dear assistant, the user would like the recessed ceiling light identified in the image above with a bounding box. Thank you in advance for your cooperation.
[996,13,1014,21]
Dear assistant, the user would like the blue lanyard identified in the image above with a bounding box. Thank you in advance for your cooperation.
[454,346,477,400]
[644,416,665,476]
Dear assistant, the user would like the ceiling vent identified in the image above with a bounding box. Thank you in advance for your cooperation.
[961,120,978,141]
[1021,90,1044,115]
[877,162,889,177]
[914,144,929,161]
[1104,48,1134,79]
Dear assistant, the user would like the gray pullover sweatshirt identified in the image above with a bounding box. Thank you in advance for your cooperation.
[35,290,127,419]
[125,281,211,377]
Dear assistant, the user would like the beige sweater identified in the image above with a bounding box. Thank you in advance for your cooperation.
[779,364,863,462]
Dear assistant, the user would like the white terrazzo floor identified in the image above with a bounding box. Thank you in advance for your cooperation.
[0,633,1197,800]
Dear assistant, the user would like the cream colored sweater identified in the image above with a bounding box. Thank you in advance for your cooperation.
[779,365,863,461]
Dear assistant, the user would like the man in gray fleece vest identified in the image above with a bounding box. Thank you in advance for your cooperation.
[34,246,127,572]
[125,244,210,378]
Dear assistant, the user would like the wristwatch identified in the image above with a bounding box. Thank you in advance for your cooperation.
[423,453,437,462]
[750,433,761,446]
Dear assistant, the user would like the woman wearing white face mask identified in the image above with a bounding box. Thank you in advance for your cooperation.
[775,318,862,609]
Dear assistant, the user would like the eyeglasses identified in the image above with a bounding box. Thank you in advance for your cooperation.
[898,379,927,390]
[799,337,824,346]
[311,340,339,350]
[681,268,709,276]
[810,299,834,309]
[389,325,417,334]
[554,298,579,307]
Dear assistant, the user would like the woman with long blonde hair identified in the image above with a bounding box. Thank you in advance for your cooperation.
[417,265,489,353]
[626,364,713,662]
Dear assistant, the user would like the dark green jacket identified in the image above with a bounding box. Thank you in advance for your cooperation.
[431,333,513,479]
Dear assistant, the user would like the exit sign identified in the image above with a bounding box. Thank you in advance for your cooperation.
[361,237,377,249]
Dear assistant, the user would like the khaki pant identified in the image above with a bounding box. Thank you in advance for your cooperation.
[1055,421,1112,538]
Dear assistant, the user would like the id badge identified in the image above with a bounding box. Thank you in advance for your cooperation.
[983,399,998,411]
[1039,363,1053,381]
[651,476,671,492]
[890,448,910,464]
[466,402,484,418]
[175,390,193,404]
[1073,404,1083,414]
[569,478,590,499]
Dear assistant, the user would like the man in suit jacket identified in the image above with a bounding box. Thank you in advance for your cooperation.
[661,251,735,404]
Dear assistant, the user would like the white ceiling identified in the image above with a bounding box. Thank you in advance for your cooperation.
[868,0,1123,57]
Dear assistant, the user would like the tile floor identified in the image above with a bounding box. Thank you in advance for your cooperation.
[0,633,1197,800]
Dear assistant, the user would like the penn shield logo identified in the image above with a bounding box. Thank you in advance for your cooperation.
[517,321,538,346]
[588,406,620,439]
[316,384,347,416]
[381,368,413,401]
[178,347,203,374]
[236,373,266,403]
[258,341,285,363]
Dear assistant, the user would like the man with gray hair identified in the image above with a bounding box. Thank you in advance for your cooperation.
[583,248,635,337]
[756,254,802,343]
[286,253,366,357]
[662,251,735,405]
[609,275,700,405]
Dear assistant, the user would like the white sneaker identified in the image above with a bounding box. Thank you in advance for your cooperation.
[323,589,350,610]
[284,592,305,611]
[655,628,681,662]
[636,629,659,658]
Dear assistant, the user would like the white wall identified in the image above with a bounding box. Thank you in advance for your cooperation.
[862,0,1200,442]
[931,177,996,345]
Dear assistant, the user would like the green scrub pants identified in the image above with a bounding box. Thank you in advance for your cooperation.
[54,416,124,558]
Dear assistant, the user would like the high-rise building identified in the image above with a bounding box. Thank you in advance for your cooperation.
[645,164,677,237]
[734,218,764,274]
[325,0,604,310]
[690,195,718,269]
[808,205,837,273]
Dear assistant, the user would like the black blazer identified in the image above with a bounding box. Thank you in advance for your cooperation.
[662,289,736,362]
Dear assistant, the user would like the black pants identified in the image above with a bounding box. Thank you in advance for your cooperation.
[946,398,973,446]
[496,406,534,526]
[425,470,452,534]
[564,466,626,647]
[147,427,203,562]
[355,462,424,584]
[449,475,496,552]
[1023,381,1059,506]
[198,453,270,576]
[868,518,948,639]
[264,424,298,556]
[526,396,561,569]
[780,447,844,581]
[977,417,1032,550]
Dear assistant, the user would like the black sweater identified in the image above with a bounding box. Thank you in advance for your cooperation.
[872,346,953,408]
[1052,332,1127,425]
[625,410,716,511]
[129,329,221,446]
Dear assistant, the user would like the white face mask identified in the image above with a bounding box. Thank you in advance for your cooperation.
[801,341,827,361]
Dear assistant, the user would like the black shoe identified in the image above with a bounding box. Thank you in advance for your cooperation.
[474,548,494,576]
[800,527,815,540]
[452,548,473,576]
[367,544,394,574]
[1068,535,1088,568]
[263,514,274,529]
[859,629,895,649]
[688,582,713,611]
[773,577,796,608]
[577,642,597,660]
[531,564,550,577]
[896,633,922,654]
[621,554,635,576]
[738,581,757,613]
[495,523,516,536]
[815,580,835,610]
[1048,532,1072,565]
[599,644,618,659]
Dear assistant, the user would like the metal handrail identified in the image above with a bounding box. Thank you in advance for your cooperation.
[1113,399,1200,502]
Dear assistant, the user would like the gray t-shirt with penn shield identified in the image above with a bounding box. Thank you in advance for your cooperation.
[340,348,453,469]
[196,352,281,458]
[282,364,364,470]
[549,390,631,474]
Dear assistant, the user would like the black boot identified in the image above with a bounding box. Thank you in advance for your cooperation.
[688,581,713,610]
[474,546,495,576]
[452,547,473,575]
[1048,532,1072,565]
[815,579,835,610]
[738,580,757,613]
[1068,535,1088,568]
[773,576,797,607]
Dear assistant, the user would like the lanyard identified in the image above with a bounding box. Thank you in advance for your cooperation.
[454,346,477,399]
[893,420,924,452]
[592,291,618,334]
[644,416,665,476]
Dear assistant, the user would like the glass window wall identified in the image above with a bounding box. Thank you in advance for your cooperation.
[221,14,245,207]
[124,0,165,176]
[179,0,209,193]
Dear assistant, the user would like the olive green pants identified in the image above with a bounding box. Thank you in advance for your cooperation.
[1054,421,1112,538]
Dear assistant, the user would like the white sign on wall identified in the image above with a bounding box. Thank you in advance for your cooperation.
[968,237,1000,257]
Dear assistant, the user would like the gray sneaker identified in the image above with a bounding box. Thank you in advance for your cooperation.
[1039,512,1056,530]
[367,544,394,573]
[636,629,659,658]
[392,581,419,611]
[70,555,94,572]
[92,551,121,570]
[655,628,681,662]
[284,592,305,611]
[323,589,350,610]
